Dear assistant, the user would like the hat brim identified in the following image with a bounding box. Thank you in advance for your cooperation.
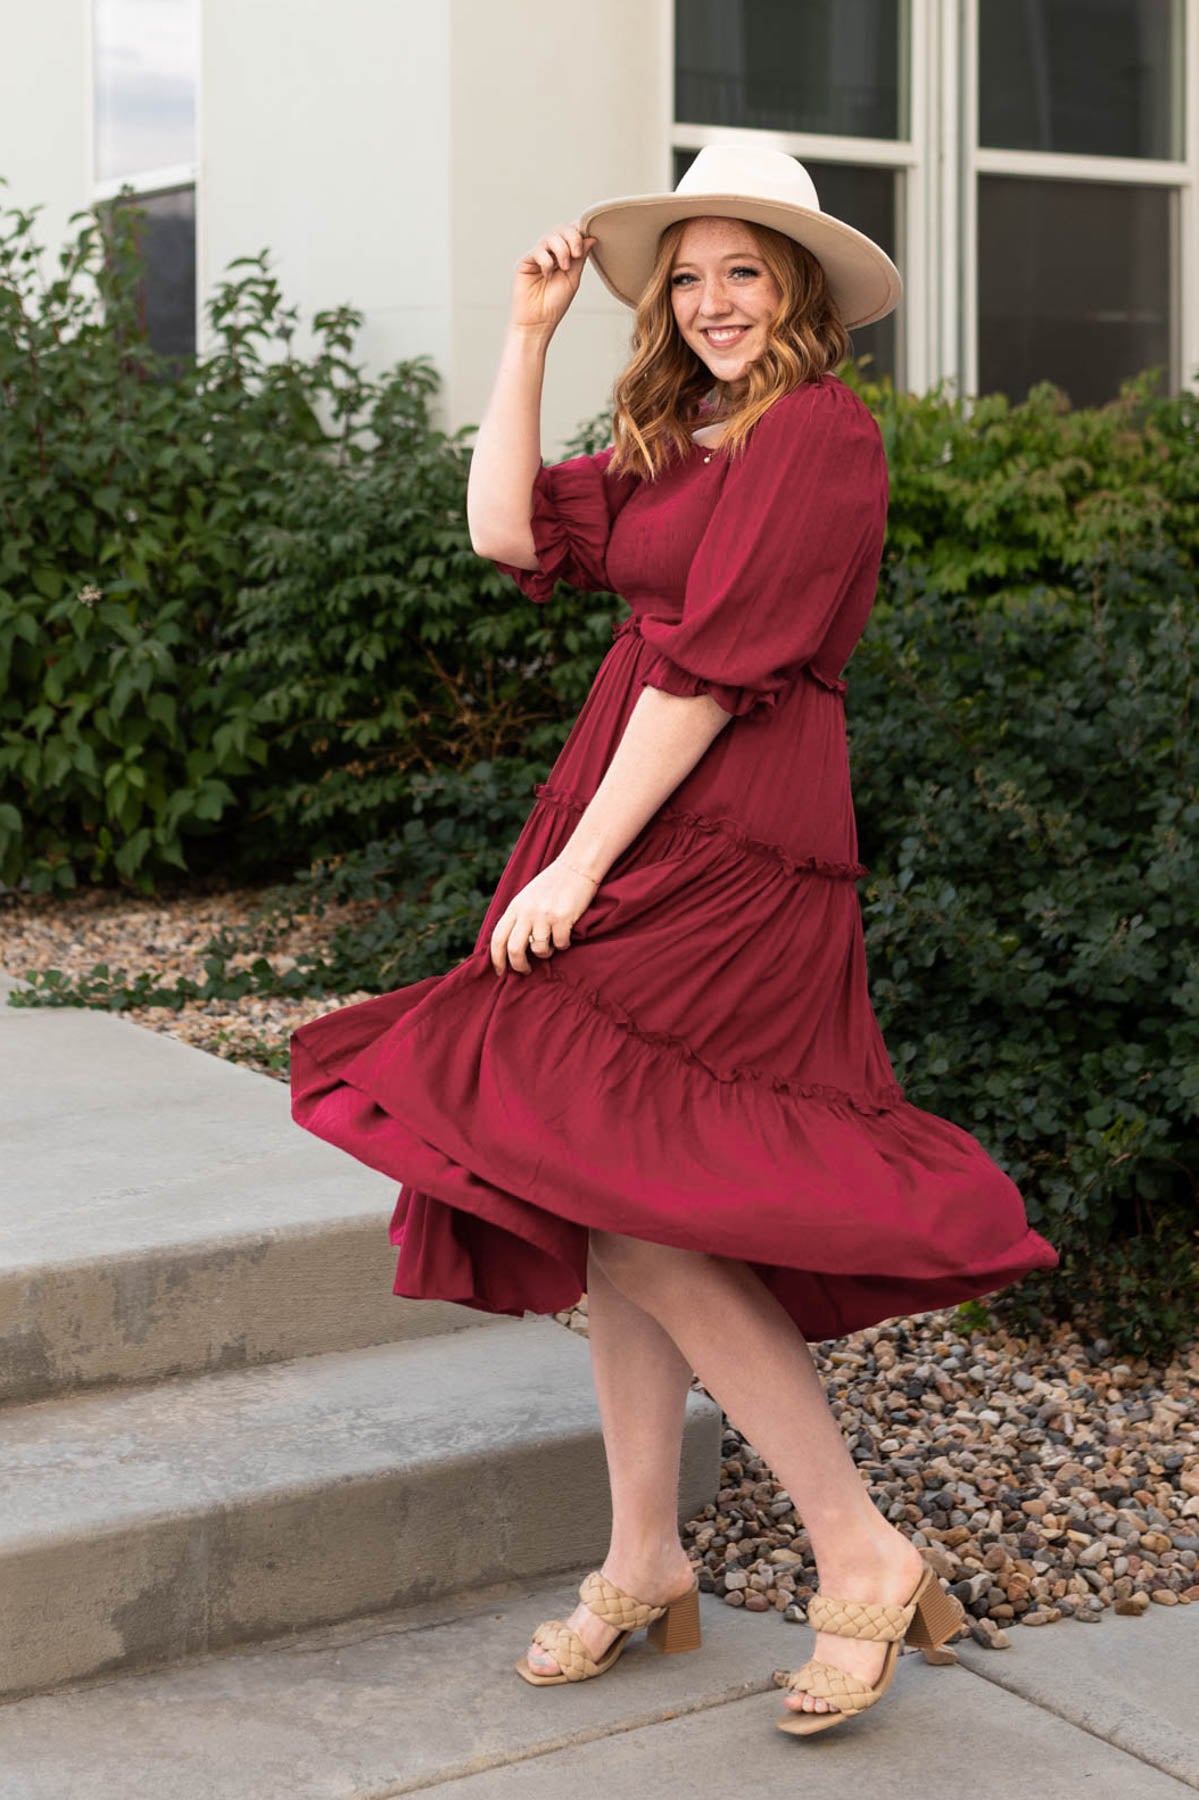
[577,192,902,330]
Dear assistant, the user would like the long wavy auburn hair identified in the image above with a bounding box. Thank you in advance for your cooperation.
[605,218,851,483]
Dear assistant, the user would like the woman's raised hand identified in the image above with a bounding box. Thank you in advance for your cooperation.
[511,220,596,336]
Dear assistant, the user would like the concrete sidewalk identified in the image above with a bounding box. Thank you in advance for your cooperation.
[0,1565,1195,1798]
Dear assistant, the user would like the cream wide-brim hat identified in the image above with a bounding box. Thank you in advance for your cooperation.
[579,143,902,331]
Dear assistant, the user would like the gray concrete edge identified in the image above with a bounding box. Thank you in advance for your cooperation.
[956,1632,1199,1793]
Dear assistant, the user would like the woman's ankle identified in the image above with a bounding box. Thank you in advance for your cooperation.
[807,1515,917,1582]
[603,1533,692,1578]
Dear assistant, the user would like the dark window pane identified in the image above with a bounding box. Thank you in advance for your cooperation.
[105,186,197,361]
[978,175,1172,406]
[803,161,896,383]
[676,0,902,139]
[978,0,1180,160]
[673,150,897,383]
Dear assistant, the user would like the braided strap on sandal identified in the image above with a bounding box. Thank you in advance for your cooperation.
[529,1618,606,1682]
[806,1591,919,1643]
[782,1658,881,1716]
[578,1570,669,1632]
[523,1572,672,1682]
[775,1560,965,1735]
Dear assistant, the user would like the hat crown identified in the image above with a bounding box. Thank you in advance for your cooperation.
[674,143,822,215]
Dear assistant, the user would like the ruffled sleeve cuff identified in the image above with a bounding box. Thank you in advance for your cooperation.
[490,457,614,603]
[637,644,780,721]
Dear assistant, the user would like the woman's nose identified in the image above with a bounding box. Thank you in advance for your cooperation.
[698,286,734,317]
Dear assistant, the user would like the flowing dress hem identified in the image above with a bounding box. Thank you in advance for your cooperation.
[289,948,1061,1343]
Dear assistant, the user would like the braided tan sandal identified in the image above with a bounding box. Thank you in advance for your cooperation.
[514,1568,702,1685]
[774,1555,966,1737]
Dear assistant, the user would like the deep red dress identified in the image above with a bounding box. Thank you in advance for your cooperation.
[290,374,1059,1341]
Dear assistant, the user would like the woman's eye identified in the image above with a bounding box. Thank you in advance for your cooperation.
[670,267,760,286]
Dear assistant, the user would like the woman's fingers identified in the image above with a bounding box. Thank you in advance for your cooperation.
[512,224,597,332]
[490,911,569,976]
[549,228,582,271]
[534,224,593,274]
[489,861,595,975]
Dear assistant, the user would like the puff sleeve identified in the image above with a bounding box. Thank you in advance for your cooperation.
[637,381,888,718]
[491,446,638,603]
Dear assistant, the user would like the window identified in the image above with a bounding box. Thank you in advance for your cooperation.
[672,0,1197,406]
[978,0,1181,160]
[675,0,902,139]
[673,0,910,388]
[969,0,1186,406]
[91,0,200,360]
[977,175,1172,409]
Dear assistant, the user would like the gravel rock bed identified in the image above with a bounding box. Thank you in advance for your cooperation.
[4,879,1197,1648]
[0,876,380,1079]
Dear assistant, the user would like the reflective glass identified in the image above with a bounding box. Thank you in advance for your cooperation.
[106,187,197,360]
[671,150,897,384]
[977,175,1172,406]
[94,0,199,181]
[978,0,1181,160]
[803,160,896,384]
[676,0,903,139]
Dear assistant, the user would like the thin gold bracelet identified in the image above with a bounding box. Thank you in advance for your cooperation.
[562,859,600,885]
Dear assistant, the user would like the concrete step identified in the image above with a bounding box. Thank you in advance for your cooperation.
[0,1566,1194,1800]
[0,971,498,1403]
[0,1315,721,1700]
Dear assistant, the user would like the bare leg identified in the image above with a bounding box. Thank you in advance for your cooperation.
[588,1231,926,1715]
[524,1241,698,1674]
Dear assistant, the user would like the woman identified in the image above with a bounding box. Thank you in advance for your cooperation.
[289,144,1059,1737]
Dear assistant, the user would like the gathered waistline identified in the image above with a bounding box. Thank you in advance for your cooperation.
[609,611,847,697]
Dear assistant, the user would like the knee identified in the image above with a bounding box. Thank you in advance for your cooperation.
[588,1227,658,1289]
[588,1227,699,1296]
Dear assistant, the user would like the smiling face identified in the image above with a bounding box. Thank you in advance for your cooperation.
[668,217,784,398]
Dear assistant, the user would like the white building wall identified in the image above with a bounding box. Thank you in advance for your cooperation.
[200,0,453,391]
[448,0,670,453]
[202,0,670,455]
[1,0,664,459]
[0,6,91,288]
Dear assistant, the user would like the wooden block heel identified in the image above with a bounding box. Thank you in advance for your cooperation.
[646,1578,703,1653]
[904,1567,967,1650]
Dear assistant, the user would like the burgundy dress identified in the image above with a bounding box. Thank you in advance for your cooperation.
[290,374,1058,1341]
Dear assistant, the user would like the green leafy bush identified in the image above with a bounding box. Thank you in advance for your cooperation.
[848,531,1198,1358]
[208,375,616,871]
[0,185,617,893]
[0,184,331,889]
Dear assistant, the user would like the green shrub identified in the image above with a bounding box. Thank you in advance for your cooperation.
[208,375,616,872]
[0,183,340,891]
[848,530,1198,1358]
[871,365,1199,592]
[0,184,623,893]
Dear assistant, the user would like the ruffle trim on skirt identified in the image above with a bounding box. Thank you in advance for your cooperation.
[532,781,869,884]
[541,958,906,1112]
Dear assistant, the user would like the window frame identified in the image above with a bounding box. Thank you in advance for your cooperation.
[961,0,1197,404]
[668,0,1199,403]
